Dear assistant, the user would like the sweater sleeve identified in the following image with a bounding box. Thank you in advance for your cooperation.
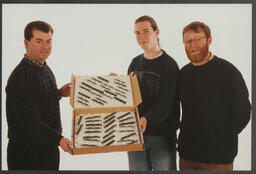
[9,73,63,146]
[127,58,135,75]
[228,67,251,134]
[144,63,180,127]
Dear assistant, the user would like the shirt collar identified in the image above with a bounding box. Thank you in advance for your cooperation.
[23,54,46,68]
[208,52,214,62]
[191,52,215,66]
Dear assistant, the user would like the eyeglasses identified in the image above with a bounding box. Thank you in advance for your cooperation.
[183,36,207,45]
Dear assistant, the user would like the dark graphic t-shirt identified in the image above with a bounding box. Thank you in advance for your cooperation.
[136,71,161,110]
[127,50,180,138]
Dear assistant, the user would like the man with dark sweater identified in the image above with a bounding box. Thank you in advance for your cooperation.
[6,21,73,170]
[178,21,251,170]
[127,15,180,171]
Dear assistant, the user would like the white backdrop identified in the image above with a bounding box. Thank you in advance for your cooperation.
[2,4,252,170]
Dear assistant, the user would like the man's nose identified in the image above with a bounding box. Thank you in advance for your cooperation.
[138,33,146,40]
[190,39,198,47]
[42,42,49,49]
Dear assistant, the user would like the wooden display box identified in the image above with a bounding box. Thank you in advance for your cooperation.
[70,74,144,155]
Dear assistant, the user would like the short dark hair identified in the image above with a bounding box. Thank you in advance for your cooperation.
[24,21,53,41]
[183,21,211,38]
[135,15,158,31]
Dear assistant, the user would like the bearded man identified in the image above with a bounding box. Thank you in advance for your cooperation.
[177,21,251,171]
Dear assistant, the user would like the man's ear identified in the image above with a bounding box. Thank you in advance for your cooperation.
[156,28,160,36]
[208,36,212,46]
[24,40,29,50]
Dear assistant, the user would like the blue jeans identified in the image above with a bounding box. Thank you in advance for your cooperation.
[128,136,177,171]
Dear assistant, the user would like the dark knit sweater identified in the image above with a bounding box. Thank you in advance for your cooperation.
[6,57,63,147]
[128,50,180,138]
[178,56,251,164]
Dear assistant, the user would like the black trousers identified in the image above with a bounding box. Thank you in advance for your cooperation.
[7,140,60,170]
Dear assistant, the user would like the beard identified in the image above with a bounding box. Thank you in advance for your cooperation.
[185,43,209,64]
